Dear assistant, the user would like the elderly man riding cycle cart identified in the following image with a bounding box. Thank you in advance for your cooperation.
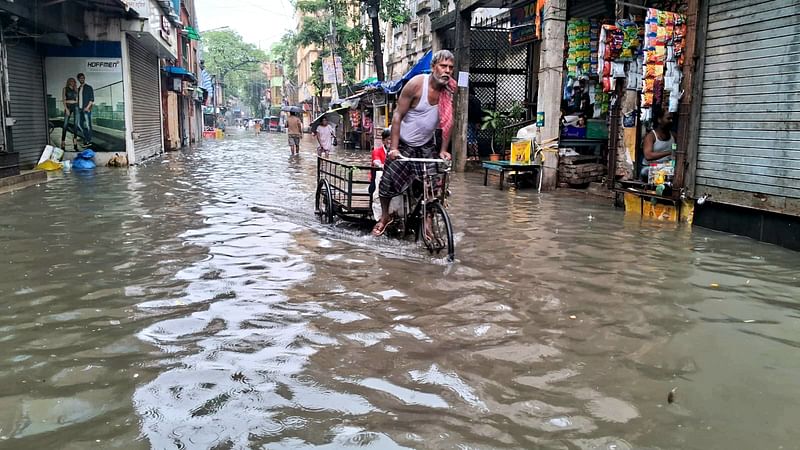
[314,50,457,262]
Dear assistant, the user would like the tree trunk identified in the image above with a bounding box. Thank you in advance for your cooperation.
[370,13,385,81]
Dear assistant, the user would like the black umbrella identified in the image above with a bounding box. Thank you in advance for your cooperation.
[310,108,345,130]
[281,105,303,114]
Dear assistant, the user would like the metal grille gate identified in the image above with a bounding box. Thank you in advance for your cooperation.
[469,24,531,156]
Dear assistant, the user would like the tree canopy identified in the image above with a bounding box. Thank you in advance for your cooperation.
[202,30,268,115]
[292,0,410,95]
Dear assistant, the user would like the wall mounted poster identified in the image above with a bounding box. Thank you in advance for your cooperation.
[44,41,126,152]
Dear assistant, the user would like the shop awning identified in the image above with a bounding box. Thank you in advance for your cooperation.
[163,66,197,82]
[184,26,201,40]
[330,92,365,110]
[200,69,214,94]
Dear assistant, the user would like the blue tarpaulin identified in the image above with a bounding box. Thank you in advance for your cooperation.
[163,66,197,82]
[369,50,432,94]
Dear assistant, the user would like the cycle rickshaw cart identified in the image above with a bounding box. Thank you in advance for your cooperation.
[314,156,455,261]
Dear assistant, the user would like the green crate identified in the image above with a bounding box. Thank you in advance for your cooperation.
[586,119,608,139]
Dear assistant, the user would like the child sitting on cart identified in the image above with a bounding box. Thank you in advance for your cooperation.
[370,128,402,220]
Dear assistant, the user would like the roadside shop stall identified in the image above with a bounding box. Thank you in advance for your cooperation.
[604,2,693,222]
[557,1,694,221]
[558,12,614,188]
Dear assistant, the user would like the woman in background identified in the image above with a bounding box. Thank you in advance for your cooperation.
[61,77,79,150]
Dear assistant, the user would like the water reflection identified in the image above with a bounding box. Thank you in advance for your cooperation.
[0,128,798,449]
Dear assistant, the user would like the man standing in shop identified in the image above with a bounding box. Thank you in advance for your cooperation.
[77,73,94,147]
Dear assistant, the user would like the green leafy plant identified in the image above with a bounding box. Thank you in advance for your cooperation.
[481,109,510,155]
[507,102,525,122]
[480,104,528,155]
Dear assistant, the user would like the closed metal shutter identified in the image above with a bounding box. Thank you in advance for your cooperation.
[7,39,47,168]
[127,36,162,163]
[695,0,800,205]
[569,0,612,19]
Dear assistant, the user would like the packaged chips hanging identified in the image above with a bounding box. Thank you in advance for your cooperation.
[641,7,686,109]
[616,20,640,61]
[567,19,593,78]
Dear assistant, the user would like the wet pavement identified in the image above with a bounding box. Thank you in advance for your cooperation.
[1,129,799,449]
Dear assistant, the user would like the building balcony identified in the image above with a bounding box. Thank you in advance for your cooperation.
[416,0,432,15]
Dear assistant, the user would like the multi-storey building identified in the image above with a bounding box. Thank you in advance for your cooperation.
[163,0,203,151]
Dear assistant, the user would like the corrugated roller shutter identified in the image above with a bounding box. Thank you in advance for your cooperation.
[127,36,162,162]
[7,40,47,168]
[569,0,613,19]
[696,0,800,200]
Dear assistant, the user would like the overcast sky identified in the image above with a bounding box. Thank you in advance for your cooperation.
[195,0,296,51]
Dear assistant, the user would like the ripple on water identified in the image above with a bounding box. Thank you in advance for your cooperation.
[586,397,640,424]
[3,132,800,449]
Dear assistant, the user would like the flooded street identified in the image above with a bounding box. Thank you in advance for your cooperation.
[1,130,799,449]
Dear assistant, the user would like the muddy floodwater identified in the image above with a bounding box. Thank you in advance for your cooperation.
[1,129,799,449]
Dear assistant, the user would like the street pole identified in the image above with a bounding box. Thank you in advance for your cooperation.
[536,0,567,191]
[451,1,472,172]
[329,16,340,101]
[365,0,385,81]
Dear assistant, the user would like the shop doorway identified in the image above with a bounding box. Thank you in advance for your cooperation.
[469,17,534,157]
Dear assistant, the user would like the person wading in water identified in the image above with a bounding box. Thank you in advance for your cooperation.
[372,50,456,236]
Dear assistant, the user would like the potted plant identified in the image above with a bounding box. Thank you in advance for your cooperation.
[481,108,508,161]
[502,103,526,160]
[481,104,528,161]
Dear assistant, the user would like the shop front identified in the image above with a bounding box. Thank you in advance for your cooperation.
[550,0,696,222]
[686,0,800,249]
[121,0,180,163]
[5,38,48,168]
[162,65,197,151]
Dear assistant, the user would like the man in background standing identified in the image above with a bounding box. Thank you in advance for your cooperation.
[77,73,94,147]
[286,112,303,156]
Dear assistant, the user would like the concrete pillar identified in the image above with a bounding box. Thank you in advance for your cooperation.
[120,34,136,164]
[451,3,471,172]
[536,0,567,190]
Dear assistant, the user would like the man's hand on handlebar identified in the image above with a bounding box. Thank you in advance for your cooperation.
[388,149,401,160]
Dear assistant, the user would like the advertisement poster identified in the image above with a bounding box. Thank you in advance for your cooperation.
[322,56,344,84]
[511,139,532,164]
[44,42,126,153]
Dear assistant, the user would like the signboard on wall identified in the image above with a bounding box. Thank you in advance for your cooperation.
[510,25,537,46]
[322,56,344,84]
[160,16,172,44]
[44,42,126,153]
[510,0,545,40]
[123,0,148,14]
[510,1,537,26]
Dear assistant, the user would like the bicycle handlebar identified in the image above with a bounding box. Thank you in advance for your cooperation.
[397,156,449,164]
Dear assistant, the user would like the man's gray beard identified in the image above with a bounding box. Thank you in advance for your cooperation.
[431,74,449,88]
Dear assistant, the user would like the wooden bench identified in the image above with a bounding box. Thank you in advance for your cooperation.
[482,161,541,191]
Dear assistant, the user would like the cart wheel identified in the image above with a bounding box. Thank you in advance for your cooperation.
[419,201,455,262]
[315,180,334,224]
